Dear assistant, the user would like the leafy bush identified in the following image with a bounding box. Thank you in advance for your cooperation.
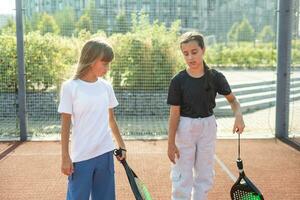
[258,25,275,42]
[75,14,92,34]
[0,32,78,92]
[0,35,16,92]
[54,7,76,37]
[1,15,299,94]
[109,13,180,90]
[37,13,60,35]
[227,18,255,42]
[206,42,277,68]
[236,18,255,42]
[227,22,239,42]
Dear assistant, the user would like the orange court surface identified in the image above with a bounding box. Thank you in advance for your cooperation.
[0,139,299,200]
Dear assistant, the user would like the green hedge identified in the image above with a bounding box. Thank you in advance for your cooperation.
[0,32,78,92]
[109,20,180,90]
[0,30,299,92]
[206,42,277,68]
[0,34,16,92]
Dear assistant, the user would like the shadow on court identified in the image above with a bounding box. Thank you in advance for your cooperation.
[0,139,299,200]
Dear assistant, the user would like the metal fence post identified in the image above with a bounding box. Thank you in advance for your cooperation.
[15,0,27,141]
[275,0,293,138]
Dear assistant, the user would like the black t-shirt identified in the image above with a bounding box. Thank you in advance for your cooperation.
[167,68,231,118]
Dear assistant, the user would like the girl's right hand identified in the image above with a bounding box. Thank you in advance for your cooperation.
[168,143,180,164]
[61,156,74,176]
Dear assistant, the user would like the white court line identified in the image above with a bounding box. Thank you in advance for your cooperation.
[214,154,237,182]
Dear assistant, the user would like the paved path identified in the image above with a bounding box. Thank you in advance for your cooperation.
[220,69,300,84]
[217,69,300,139]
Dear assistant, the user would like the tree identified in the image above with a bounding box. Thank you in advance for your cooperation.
[75,14,92,33]
[54,7,76,37]
[83,0,108,33]
[113,11,130,33]
[0,17,15,34]
[37,13,60,35]
[236,18,255,42]
[227,22,239,42]
[258,25,275,42]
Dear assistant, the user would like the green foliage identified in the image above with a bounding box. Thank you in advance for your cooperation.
[0,32,78,92]
[292,40,300,66]
[227,18,255,42]
[236,18,255,42]
[0,35,17,92]
[206,42,277,68]
[54,7,76,37]
[83,1,108,33]
[109,13,180,90]
[26,13,42,31]
[2,10,299,93]
[24,32,77,91]
[258,25,275,42]
[0,18,16,35]
[227,22,239,42]
[37,13,60,35]
[113,11,130,34]
[76,14,92,34]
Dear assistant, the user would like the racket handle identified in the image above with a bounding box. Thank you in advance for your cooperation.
[236,159,243,170]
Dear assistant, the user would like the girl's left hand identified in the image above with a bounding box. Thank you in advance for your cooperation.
[233,114,245,134]
[116,148,127,161]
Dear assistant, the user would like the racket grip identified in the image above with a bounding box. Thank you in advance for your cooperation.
[236,159,243,170]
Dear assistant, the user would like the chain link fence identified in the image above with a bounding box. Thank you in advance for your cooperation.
[0,0,299,140]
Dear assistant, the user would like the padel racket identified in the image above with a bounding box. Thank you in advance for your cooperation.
[114,148,152,200]
[230,133,264,200]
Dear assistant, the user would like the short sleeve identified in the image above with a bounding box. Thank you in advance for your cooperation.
[167,78,181,105]
[58,81,73,114]
[107,83,119,108]
[215,71,231,95]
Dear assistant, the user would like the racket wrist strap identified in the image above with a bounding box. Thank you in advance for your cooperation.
[119,147,127,152]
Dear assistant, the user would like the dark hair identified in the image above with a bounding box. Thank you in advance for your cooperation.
[179,31,205,49]
[180,32,213,92]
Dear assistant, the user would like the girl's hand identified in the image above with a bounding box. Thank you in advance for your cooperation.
[233,114,245,134]
[61,156,74,176]
[116,148,127,161]
[168,143,180,164]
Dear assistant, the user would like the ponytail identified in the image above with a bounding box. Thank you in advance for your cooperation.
[203,60,213,92]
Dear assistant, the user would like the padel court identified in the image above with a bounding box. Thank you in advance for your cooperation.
[0,139,299,200]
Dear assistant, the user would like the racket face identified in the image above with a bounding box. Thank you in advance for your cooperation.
[231,184,263,200]
[231,190,262,200]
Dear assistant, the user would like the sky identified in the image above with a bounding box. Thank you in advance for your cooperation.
[0,0,15,15]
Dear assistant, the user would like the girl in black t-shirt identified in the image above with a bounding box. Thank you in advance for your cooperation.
[167,32,245,200]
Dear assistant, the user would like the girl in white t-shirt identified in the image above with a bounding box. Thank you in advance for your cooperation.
[58,38,126,200]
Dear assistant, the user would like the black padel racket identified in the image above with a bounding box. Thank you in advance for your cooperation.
[114,149,152,200]
[230,134,264,200]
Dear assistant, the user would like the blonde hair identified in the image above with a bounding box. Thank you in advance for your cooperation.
[73,38,114,79]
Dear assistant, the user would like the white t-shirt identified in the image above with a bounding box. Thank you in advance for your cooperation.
[58,78,118,162]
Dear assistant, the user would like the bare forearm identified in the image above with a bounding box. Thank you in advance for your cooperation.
[227,95,245,133]
[61,114,71,159]
[168,111,180,145]
[61,131,70,158]
[230,98,242,117]
[110,120,126,149]
[109,109,126,149]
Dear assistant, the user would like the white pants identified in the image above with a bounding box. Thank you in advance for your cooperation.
[171,116,217,200]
